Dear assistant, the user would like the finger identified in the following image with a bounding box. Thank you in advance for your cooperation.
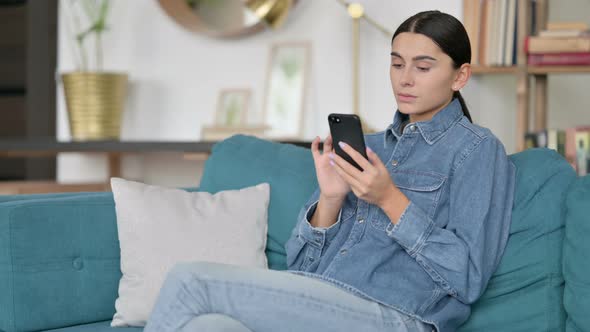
[337,141,372,171]
[329,150,363,180]
[323,135,333,155]
[330,158,363,189]
[366,146,385,169]
[311,136,321,160]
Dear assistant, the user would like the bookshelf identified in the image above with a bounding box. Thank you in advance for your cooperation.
[466,0,590,151]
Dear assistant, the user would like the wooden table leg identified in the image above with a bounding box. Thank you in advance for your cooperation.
[108,153,121,178]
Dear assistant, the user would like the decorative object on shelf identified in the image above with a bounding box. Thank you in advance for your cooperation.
[215,88,251,127]
[61,0,128,141]
[262,42,310,139]
[336,0,392,133]
[157,0,298,39]
[200,125,270,141]
[201,88,269,140]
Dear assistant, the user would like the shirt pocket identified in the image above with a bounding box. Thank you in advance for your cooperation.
[371,170,446,231]
[395,170,446,217]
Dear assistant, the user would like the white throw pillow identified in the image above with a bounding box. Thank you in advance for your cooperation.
[110,178,269,327]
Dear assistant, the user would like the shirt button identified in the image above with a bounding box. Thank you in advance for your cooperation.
[358,218,364,223]
[410,125,416,131]
[309,257,315,262]
[392,160,399,167]
[340,249,348,255]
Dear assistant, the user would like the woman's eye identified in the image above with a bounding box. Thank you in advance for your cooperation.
[417,66,430,72]
[392,64,403,69]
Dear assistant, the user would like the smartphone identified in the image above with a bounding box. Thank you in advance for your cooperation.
[328,113,367,171]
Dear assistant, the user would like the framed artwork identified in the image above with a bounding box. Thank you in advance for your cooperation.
[215,89,251,127]
[262,42,311,139]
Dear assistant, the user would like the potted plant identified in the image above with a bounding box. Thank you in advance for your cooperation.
[61,0,127,141]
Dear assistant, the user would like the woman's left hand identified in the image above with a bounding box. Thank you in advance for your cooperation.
[329,142,397,208]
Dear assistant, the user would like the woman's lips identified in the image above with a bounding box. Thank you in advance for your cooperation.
[398,93,417,103]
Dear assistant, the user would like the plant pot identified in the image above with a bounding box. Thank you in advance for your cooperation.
[62,72,128,141]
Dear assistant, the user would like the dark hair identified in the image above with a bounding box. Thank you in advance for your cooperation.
[392,10,473,122]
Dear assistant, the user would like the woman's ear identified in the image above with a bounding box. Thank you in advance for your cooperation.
[452,63,471,91]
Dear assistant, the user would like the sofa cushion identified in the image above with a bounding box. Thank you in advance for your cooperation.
[0,193,121,332]
[459,148,576,331]
[564,175,590,332]
[198,135,318,270]
[110,179,270,327]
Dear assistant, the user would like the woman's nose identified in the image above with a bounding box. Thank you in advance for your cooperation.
[400,69,414,87]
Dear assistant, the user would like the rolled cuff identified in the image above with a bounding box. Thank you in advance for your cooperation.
[298,200,343,249]
[385,201,434,256]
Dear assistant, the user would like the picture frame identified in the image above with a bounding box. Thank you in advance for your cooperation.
[262,42,311,139]
[215,88,251,127]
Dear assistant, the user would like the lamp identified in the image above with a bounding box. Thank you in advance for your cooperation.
[245,0,293,29]
[336,0,393,133]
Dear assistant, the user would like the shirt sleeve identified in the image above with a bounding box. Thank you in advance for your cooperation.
[385,136,516,304]
[285,188,343,272]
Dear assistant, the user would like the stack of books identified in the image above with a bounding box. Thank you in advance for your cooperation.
[526,22,590,66]
[525,126,590,176]
[462,0,520,67]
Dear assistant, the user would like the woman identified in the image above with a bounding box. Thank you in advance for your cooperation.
[145,10,516,332]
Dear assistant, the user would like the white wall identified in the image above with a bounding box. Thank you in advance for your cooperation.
[56,0,590,186]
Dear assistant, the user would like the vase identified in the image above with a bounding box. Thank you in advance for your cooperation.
[61,72,128,140]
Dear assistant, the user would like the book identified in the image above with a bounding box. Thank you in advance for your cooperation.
[574,131,590,176]
[538,29,590,38]
[547,22,589,31]
[547,129,566,156]
[504,0,517,66]
[524,129,549,149]
[472,0,483,65]
[566,126,590,173]
[526,36,590,53]
[524,132,539,149]
[485,0,495,65]
[497,0,508,66]
[478,0,489,65]
[528,52,590,66]
[463,0,476,64]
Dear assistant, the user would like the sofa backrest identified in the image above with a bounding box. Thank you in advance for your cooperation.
[564,175,590,332]
[198,135,318,270]
[458,148,577,331]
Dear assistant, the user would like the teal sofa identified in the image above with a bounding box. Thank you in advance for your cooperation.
[1,135,588,332]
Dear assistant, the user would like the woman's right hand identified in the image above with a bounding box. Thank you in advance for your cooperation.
[311,135,351,200]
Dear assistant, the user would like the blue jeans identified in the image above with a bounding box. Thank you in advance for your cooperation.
[144,262,434,332]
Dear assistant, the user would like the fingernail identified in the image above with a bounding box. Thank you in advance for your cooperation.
[338,142,347,148]
[329,160,335,166]
[367,146,373,152]
[329,153,334,159]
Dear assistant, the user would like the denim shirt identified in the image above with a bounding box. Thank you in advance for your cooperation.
[285,99,516,332]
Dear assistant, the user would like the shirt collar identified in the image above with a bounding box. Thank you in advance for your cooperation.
[385,98,464,145]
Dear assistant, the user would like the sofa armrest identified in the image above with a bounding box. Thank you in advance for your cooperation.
[0,192,121,332]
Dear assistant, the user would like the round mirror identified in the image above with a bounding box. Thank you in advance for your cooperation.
[158,0,298,39]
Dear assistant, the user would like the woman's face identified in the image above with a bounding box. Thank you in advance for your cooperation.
[390,32,464,123]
